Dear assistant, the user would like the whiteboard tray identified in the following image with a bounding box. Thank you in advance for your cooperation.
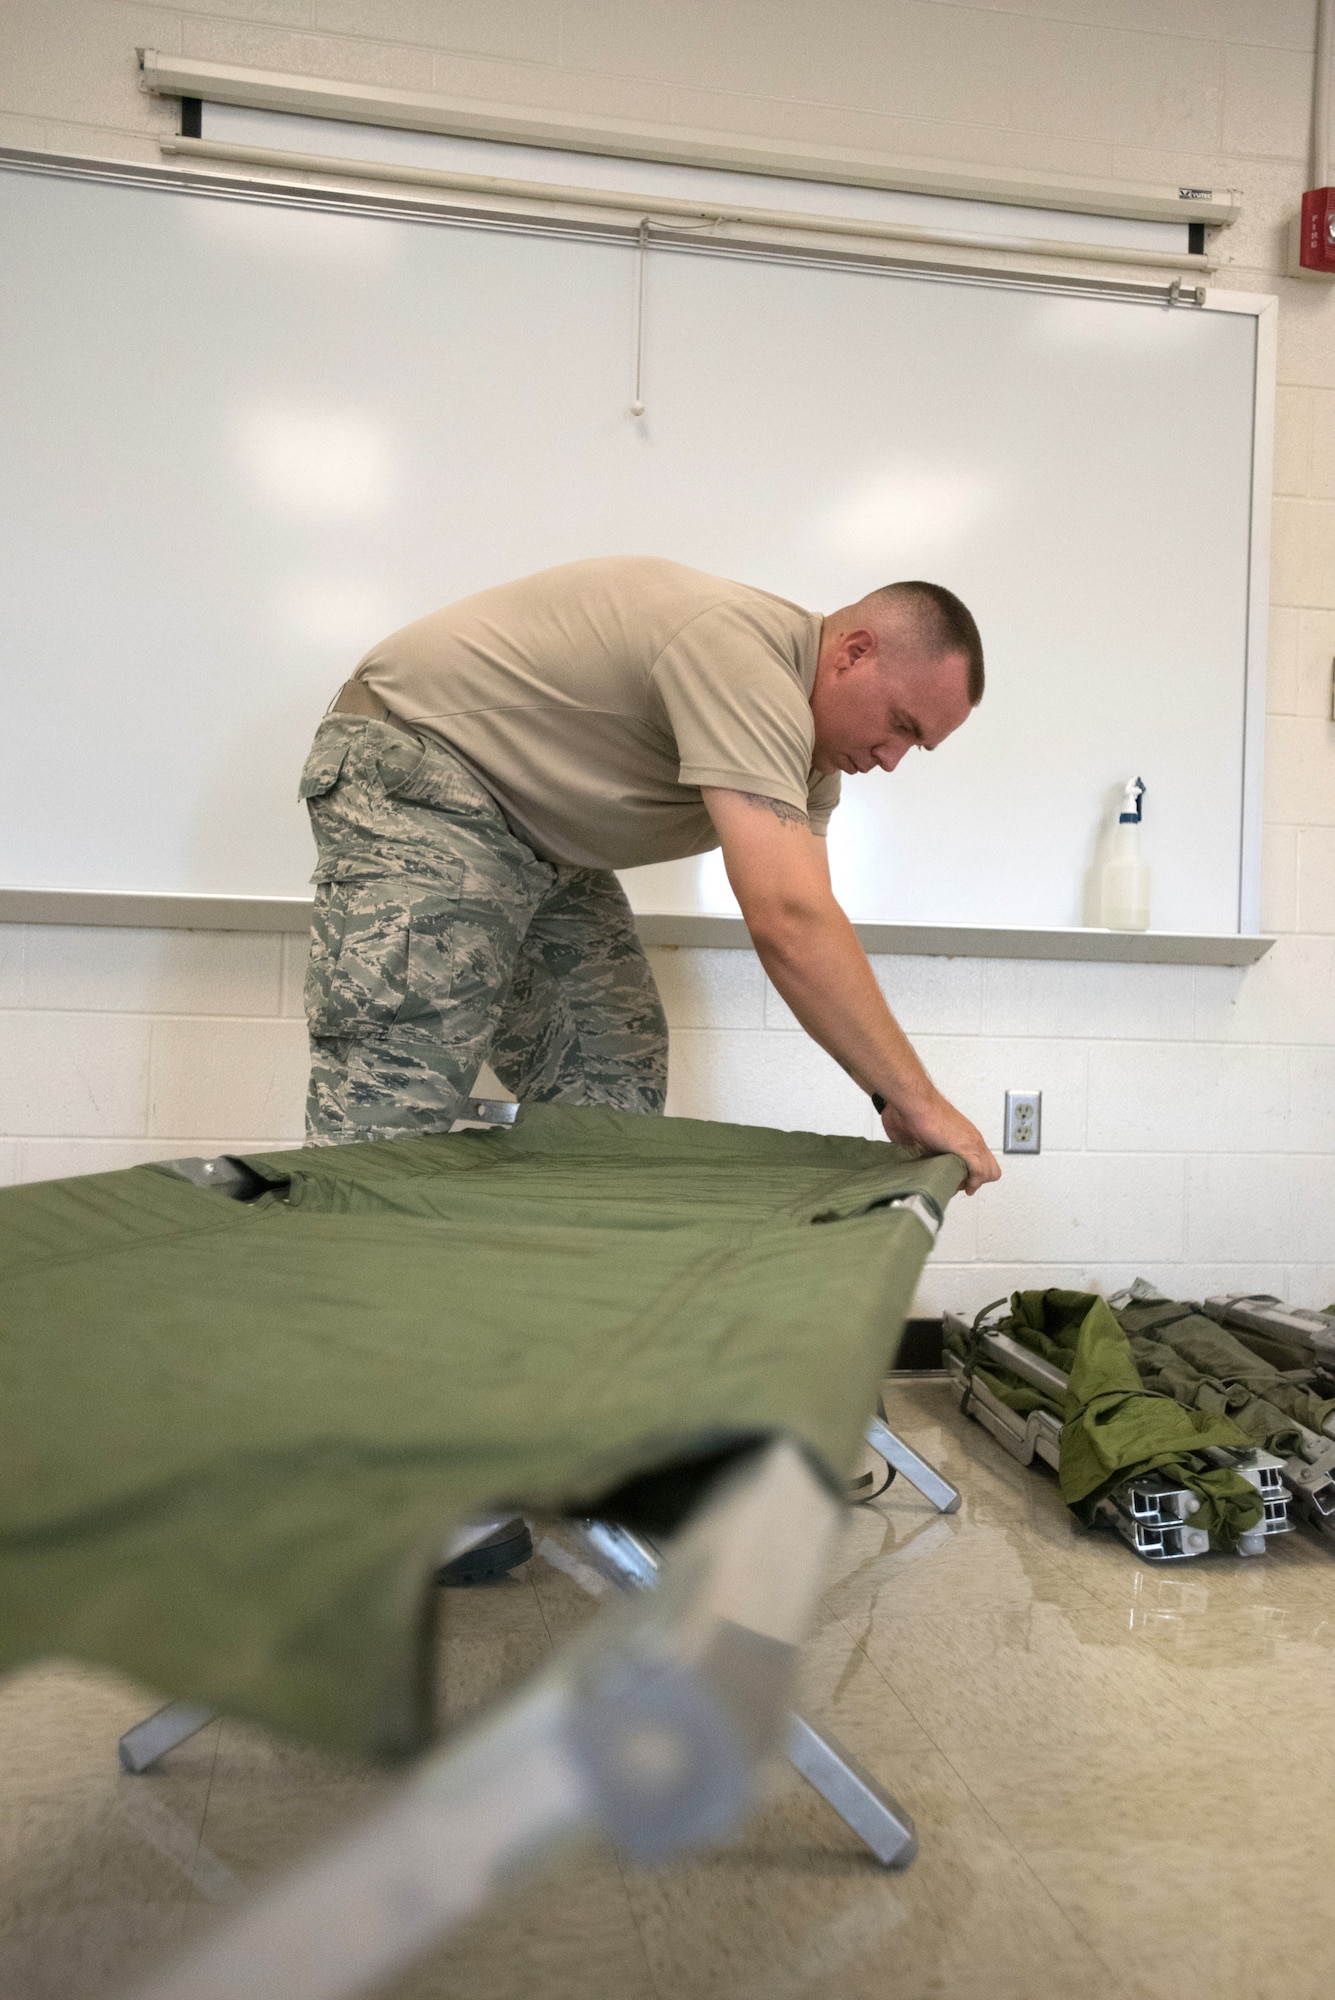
[0,890,1273,965]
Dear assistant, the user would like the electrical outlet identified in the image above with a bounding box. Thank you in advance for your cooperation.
[1004,1090,1041,1154]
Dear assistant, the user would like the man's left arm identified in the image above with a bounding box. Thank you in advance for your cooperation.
[702,786,1001,1194]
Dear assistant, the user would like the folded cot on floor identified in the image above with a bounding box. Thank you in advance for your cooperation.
[943,1290,1291,1562]
[1203,1291,1335,1380]
[1190,1289,1335,1539]
[0,1103,962,2000]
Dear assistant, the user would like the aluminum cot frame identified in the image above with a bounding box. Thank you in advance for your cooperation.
[108,1105,961,2000]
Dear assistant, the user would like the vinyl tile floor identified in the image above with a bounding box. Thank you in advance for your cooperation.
[5,1378,1335,2000]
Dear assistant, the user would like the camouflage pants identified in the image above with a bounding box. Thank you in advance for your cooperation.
[299,717,668,1142]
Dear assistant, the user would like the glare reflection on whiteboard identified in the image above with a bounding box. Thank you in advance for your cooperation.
[237,406,393,517]
[279,574,399,651]
[821,463,995,566]
[1033,294,1199,352]
[186,195,400,269]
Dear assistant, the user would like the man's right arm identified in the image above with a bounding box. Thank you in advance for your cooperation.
[701,787,1001,1195]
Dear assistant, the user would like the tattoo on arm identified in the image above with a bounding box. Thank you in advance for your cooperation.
[737,791,810,830]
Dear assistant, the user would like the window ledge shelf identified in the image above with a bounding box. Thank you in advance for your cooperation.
[0,890,1275,965]
[638,914,1274,964]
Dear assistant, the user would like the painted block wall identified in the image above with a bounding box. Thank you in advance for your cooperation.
[1,0,1333,1318]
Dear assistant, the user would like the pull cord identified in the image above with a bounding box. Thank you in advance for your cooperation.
[630,218,648,418]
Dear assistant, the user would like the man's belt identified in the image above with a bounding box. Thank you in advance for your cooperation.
[329,680,416,734]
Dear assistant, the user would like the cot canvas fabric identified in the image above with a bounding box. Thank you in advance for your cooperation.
[0,1106,958,1761]
[353,556,840,869]
[1112,1295,1335,1453]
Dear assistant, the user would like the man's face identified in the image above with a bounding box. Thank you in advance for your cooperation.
[809,628,974,778]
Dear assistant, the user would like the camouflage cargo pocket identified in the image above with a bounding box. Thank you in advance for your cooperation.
[373,731,501,820]
[298,730,350,802]
[305,865,464,1037]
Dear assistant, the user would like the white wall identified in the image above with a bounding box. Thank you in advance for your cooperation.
[1,0,1333,1316]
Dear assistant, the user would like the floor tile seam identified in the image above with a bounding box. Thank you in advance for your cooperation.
[1018,1522,1140,1613]
[827,1565,1166,1748]
[524,1561,561,1655]
[824,1611,947,1741]
[820,1573,1050,1630]
[941,1770,1131,1991]
[831,1620,1128,1989]
[823,1518,1112,1630]
[847,1580,1318,1827]
[953,1782,1175,1994]
[183,1718,224,1918]
[825,1585,1031,1679]
[609,1842,671,2000]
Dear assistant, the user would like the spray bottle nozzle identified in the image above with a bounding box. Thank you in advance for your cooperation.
[1118,776,1146,825]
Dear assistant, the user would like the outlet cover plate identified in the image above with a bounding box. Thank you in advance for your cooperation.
[1004,1090,1042,1154]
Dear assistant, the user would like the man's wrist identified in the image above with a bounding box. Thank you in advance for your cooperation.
[871,1080,939,1125]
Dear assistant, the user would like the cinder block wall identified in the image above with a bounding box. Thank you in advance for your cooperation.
[1,0,1333,1315]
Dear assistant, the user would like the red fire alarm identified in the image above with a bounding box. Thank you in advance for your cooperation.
[1300,187,1335,272]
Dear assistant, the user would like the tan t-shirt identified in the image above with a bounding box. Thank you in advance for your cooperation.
[353,556,840,871]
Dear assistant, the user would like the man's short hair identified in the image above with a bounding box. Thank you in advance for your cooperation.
[874,580,985,705]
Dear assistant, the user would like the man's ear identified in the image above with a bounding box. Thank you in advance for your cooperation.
[838,626,877,671]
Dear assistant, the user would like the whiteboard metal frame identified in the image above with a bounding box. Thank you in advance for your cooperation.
[0,145,1208,304]
[1221,286,1277,937]
[0,149,1276,967]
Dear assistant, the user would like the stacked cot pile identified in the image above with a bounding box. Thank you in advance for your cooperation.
[1116,1286,1335,1544]
[941,1288,1335,1563]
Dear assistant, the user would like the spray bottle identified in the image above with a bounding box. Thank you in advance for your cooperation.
[1100,777,1150,931]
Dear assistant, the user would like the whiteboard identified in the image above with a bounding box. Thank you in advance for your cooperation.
[0,158,1268,933]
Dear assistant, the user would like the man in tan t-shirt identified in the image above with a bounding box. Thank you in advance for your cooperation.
[299,555,1000,1195]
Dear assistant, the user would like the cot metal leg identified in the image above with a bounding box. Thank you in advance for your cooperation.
[571,1520,917,1868]
[786,1712,917,1868]
[119,1701,218,1774]
[865,1415,961,1514]
[127,1440,841,2000]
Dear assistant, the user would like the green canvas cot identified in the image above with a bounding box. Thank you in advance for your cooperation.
[0,1104,960,1761]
